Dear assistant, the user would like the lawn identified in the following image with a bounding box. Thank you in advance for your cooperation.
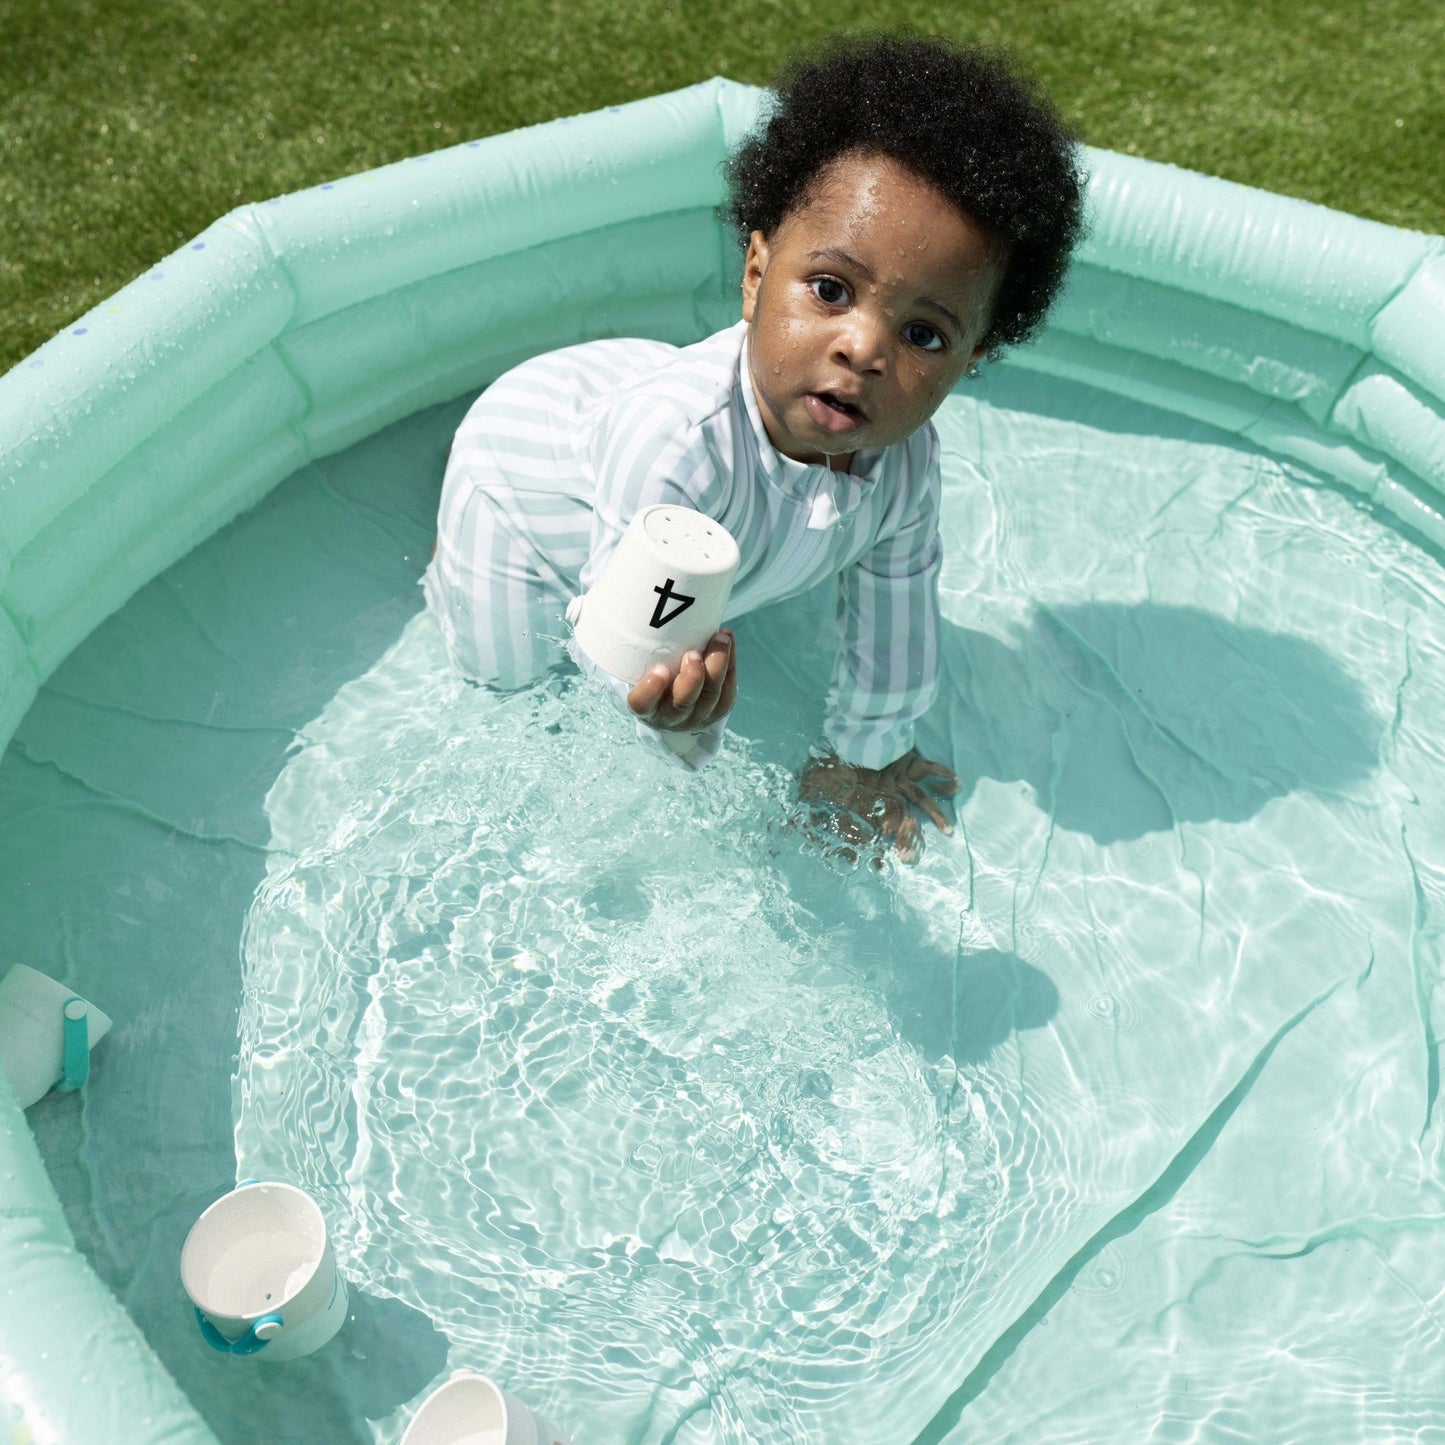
[2,0,1441,373]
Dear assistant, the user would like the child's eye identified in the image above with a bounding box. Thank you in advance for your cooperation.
[810,277,850,306]
[904,322,946,353]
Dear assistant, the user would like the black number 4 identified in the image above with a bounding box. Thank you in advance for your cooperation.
[650,577,696,629]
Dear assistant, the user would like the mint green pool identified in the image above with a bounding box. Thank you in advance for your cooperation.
[2,80,1444,1445]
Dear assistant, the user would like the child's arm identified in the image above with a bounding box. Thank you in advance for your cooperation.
[811,433,953,858]
[824,433,943,770]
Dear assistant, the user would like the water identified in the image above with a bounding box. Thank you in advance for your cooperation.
[236,628,1006,1440]
[5,362,1445,1442]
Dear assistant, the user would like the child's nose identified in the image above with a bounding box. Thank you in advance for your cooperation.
[831,312,889,373]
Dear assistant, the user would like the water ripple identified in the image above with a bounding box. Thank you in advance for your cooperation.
[236,616,1008,1441]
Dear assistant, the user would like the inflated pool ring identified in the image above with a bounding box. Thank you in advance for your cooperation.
[0,77,1441,1444]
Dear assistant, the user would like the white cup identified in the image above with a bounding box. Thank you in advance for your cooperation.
[0,964,112,1109]
[567,504,740,685]
[568,505,741,763]
[401,1371,569,1445]
[180,1181,348,1361]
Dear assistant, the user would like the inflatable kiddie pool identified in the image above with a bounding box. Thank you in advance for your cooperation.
[2,78,1444,1444]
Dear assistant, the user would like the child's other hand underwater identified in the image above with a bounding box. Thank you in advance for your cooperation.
[798,749,959,865]
[627,629,738,734]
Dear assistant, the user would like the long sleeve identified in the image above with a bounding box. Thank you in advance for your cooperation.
[823,437,943,770]
[580,392,722,591]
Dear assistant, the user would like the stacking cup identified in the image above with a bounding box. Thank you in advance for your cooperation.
[180,1180,348,1361]
[567,504,740,684]
[567,504,741,763]
[0,963,112,1109]
[401,1371,569,1445]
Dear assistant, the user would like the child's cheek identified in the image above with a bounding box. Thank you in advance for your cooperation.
[763,313,809,367]
[899,354,950,407]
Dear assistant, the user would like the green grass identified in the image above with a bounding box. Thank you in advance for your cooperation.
[2,0,1441,374]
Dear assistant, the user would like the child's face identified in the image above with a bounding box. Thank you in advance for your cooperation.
[741,150,1002,467]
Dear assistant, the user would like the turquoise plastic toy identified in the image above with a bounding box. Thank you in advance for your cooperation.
[54,998,90,1093]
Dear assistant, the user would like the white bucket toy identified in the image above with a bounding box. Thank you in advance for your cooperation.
[180,1180,349,1361]
[0,963,112,1109]
[567,504,740,685]
[401,1371,569,1445]
[567,504,740,764]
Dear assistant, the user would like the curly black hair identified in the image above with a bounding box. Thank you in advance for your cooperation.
[725,34,1087,359]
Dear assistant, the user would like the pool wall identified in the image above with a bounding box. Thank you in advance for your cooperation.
[1,77,1442,1444]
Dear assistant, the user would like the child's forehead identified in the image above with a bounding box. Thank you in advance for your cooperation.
[780,151,1000,279]
[789,151,982,240]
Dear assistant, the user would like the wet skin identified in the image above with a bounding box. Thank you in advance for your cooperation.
[629,151,1002,858]
[740,150,1002,469]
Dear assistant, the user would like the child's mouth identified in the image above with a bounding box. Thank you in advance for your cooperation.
[805,391,867,435]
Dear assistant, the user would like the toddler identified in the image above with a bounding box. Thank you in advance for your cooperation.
[425,33,1085,859]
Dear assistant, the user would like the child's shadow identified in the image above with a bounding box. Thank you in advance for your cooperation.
[888,948,1060,1069]
[919,601,1380,845]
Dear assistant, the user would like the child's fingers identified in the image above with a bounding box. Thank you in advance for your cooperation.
[634,651,702,730]
[667,649,707,714]
[891,812,922,864]
[627,662,675,719]
[693,632,734,725]
[629,635,736,733]
[901,779,953,835]
[714,639,739,719]
[909,754,960,794]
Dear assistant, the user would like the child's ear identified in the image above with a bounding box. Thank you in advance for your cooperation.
[740,230,769,321]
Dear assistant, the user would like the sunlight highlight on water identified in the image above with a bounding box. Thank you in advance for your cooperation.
[236,619,1006,1441]
[219,374,1445,1443]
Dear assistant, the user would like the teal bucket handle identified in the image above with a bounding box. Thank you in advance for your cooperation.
[194,1307,284,1356]
[53,998,90,1093]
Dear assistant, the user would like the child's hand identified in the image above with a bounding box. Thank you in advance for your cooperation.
[627,629,737,734]
[798,748,959,864]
